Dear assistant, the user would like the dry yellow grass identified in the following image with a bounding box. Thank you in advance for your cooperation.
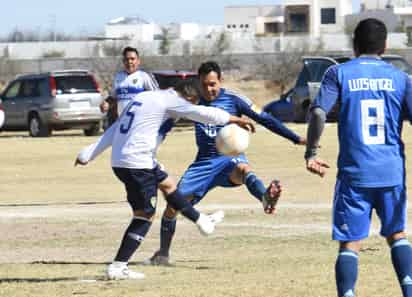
[0,124,411,297]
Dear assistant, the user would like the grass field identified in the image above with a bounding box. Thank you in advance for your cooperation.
[0,124,411,297]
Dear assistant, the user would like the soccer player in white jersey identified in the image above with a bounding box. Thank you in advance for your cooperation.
[100,46,159,117]
[75,79,254,280]
[305,19,412,297]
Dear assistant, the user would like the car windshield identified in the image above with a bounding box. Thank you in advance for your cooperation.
[303,59,336,82]
[382,57,412,75]
[54,75,98,94]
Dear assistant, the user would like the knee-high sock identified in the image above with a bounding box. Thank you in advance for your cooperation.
[391,238,412,297]
[244,172,266,201]
[159,216,177,257]
[114,217,152,263]
[335,249,358,297]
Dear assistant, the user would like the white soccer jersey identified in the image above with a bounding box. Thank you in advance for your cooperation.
[111,70,159,114]
[78,89,230,169]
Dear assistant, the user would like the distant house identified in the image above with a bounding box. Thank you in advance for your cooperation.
[224,0,353,37]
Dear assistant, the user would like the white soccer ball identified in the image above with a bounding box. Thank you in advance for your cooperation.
[216,124,250,156]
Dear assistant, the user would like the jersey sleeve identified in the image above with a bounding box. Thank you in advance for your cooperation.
[77,121,117,163]
[235,96,301,144]
[167,96,230,125]
[143,72,159,91]
[311,65,340,113]
[403,73,412,124]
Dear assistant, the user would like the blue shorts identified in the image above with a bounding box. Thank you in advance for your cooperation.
[112,165,168,213]
[332,178,406,241]
[177,155,248,204]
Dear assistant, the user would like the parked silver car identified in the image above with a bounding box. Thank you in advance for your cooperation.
[0,70,104,137]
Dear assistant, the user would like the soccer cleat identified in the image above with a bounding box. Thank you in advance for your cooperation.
[106,263,145,280]
[196,210,224,236]
[143,250,173,266]
[262,180,281,214]
[209,210,225,224]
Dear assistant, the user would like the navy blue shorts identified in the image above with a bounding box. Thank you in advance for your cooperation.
[332,178,406,241]
[112,165,168,213]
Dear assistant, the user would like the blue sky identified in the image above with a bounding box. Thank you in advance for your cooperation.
[2,0,361,36]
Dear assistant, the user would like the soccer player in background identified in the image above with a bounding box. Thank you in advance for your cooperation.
[75,80,254,280]
[148,61,306,265]
[100,46,159,118]
[305,19,412,297]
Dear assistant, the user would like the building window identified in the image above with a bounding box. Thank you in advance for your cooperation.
[240,24,244,28]
[227,25,231,29]
[232,24,236,29]
[321,8,336,24]
[245,24,249,28]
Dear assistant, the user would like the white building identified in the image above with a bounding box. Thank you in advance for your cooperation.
[224,0,353,37]
[362,0,412,10]
[224,5,284,36]
[105,16,156,41]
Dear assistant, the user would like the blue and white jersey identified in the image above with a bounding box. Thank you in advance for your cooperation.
[313,56,412,187]
[195,88,301,160]
[112,70,159,114]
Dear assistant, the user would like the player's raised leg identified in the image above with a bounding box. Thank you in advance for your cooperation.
[229,163,282,214]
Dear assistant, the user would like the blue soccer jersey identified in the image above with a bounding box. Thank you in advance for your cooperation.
[194,88,301,160]
[313,56,412,187]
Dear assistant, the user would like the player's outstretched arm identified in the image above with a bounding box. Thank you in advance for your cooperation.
[74,121,117,167]
[237,99,302,144]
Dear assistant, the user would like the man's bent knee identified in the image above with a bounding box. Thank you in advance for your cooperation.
[230,163,252,185]
[159,177,177,196]
[339,240,362,253]
[387,231,407,246]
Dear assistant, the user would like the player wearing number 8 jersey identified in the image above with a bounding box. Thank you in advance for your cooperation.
[305,19,412,297]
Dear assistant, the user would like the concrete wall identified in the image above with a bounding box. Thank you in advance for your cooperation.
[0,32,407,60]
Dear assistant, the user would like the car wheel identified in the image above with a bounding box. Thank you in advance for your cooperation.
[29,114,51,137]
[83,122,100,136]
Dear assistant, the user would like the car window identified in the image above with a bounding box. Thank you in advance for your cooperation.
[383,58,412,75]
[19,79,40,97]
[54,75,98,94]
[3,81,22,99]
[296,67,310,87]
[153,73,198,89]
[303,59,336,82]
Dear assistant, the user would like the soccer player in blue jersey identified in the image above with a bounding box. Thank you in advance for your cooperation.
[148,61,306,265]
[305,19,412,297]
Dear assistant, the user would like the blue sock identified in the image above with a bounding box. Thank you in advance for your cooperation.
[391,238,412,297]
[114,217,152,262]
[244,172,266,201]
[166,191,199,222]
[335,249,358,297]
[159,216,177,257]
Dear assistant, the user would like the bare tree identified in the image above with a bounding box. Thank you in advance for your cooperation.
[158,27,172,55]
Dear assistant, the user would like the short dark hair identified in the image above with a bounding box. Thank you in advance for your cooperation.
[174,79,200,100]
[198,61,222,79]
[353,18,387,55]
[122,46,139,57]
